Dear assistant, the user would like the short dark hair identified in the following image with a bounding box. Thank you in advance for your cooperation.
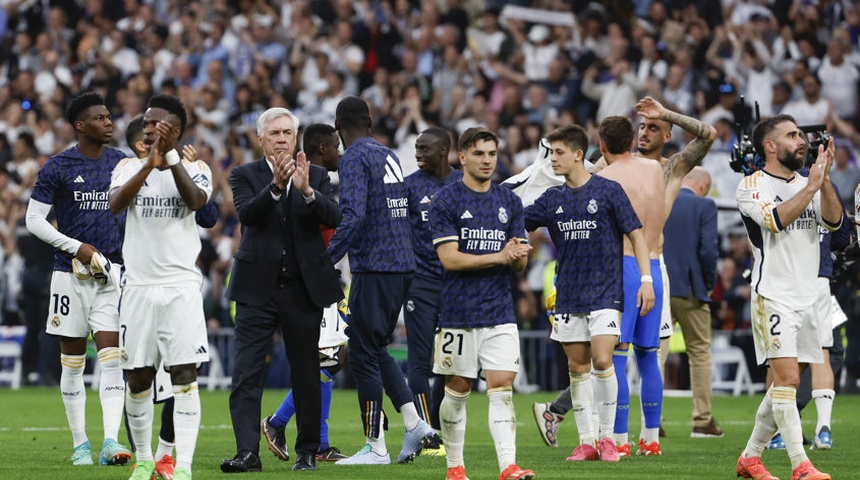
[598,116,634,154]
[421,126,452,151]
[545,124,588,154]
[125,116,144,154]
[335,95,370,128]
[147,94,188,134]
[458,127,498,152]
[302,123,337,156]
[64,92,105,125]
[752,114,796,157]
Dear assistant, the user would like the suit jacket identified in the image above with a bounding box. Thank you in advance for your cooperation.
[663,187,718,303]
[226,159,343,308]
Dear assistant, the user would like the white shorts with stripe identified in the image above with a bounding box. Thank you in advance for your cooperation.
[550,309,621,343]
[433,323,520,378]
[45,271,120,338]
[659,255,672,339]
[119,285,209,370]
[751,291,823,366]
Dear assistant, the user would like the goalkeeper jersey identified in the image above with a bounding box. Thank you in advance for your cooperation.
[110,158,212,287]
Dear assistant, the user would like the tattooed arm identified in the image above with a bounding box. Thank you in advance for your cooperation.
[636,96,716,213]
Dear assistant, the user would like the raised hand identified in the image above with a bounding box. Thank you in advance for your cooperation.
[635,96,667,120]
[181,144,197,163]
[271,151,293,189]
[147,137,165,169]
[293,151,312,197]
[154,120,179,153]
[807,136,835,191]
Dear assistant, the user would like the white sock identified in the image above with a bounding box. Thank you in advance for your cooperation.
[592,367,617,440]
[612,432,628,447]
[772,386,807,469]
[367,417,388,456]
[744,388,776,458]
[60,354,88,447]
[156,437,175,460]
[488,386,516,472]
[812,389,835,435]
[440,387,469,469]
[400,401,422,431]
[569,372,595,445]
[173,382,201,473]
[126,386,154,462]
[97,347,124,442]
[641,427,660,444]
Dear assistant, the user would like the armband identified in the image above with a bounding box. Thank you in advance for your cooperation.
[641,275,653,283]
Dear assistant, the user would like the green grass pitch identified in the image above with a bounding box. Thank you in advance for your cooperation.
[1,388,855,479]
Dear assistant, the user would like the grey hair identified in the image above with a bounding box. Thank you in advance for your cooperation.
[256,107,301,137]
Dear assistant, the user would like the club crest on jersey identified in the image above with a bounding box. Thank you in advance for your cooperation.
[772,338,781,351]
[406,300,415,312]
[442,356,453,368]
[587,199,598,214]
[498,207,508,224]
[50,316,60,328]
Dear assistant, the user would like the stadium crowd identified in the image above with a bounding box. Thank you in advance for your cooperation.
[3,0,860,392]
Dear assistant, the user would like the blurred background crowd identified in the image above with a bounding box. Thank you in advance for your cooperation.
[3,0,860,392]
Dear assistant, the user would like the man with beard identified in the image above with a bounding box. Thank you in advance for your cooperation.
[735,114,838,480]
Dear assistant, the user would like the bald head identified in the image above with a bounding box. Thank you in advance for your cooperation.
[683,166,711,197]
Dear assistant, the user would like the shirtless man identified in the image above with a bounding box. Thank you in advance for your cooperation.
[533,98,716,453]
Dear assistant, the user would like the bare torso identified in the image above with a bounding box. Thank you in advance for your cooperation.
[598,155,666,257]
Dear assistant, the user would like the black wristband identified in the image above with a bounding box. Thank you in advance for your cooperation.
[269,183,284,195]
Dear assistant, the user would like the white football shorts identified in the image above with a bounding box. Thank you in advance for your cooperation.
[551,309,621,343]
[433,323,520,378]
[751,291,823,365]
[45,271,120,338]
[119,285,209,370]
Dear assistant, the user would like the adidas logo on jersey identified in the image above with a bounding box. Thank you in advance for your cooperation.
[661,322,672,332]
[555,205,564,214]
[420,196,432,204]
[74,175,85,183]
[383,154,404,184]
[607,321,617,328]
[196,345,208,354]
[460,210,473,219]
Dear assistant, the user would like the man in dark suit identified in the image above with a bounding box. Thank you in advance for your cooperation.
[662,166,722,438]
[221,108,342,473]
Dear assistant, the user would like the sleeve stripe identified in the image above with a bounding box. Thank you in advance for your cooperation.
[770,207,782,232]
[432,236,459,246]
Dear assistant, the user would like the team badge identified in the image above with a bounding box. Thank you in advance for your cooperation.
[50,316,60,328]
[442,356,453,368]
[772,338,781,351]
[121,350,128,362]
[498,207,508,224]
[587,199,598,214]
[406,300,415,312]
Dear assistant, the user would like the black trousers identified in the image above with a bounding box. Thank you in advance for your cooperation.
[229,279,322,456]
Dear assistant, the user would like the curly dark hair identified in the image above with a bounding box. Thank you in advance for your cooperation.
[147,94,188,134]
[64,92,106,125]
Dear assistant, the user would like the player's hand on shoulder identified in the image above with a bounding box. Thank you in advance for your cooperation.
[181,144,197,163]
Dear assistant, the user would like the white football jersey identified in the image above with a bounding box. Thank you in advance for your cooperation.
[737,170,828,310]
[110,158,213,287]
